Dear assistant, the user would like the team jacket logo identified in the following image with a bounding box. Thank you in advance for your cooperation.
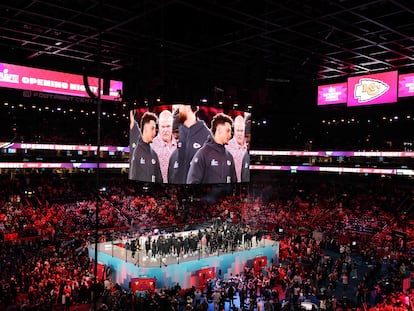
[227,160,232,166]
[140,157,145,164]
[193,143,201,149]
[354,78,389,103]
[173,161,179,169]
[211,159,218,166]
[151,159,156,165]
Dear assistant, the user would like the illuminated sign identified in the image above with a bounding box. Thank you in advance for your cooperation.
[398,73,414,97]
[317,82,347,105]
[0,62,122,101]
[347,71,397,106]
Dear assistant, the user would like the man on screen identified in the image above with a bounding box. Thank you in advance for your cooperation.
[240,150,250,183]
[186,113,237,184]
[168,104,210,184]
[128,109,142,180]
[150,109,177,183]
[225,115,248,182]
[130,112,162,183]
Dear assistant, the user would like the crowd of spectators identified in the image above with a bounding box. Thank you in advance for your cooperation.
[0,172,413,310]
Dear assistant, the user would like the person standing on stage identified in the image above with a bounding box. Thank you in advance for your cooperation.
[186,113,236,184]
[129,112,162,183]
[145,237,151,256]
[150,109,177,183]
[168,104,210,184]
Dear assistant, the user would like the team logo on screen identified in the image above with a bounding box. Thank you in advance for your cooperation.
[354,78,389,103]
[0,68,19,84]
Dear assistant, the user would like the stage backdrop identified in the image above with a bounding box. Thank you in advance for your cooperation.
[89,243,279,289]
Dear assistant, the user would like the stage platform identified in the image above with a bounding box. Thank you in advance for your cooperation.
[88,235,279,290]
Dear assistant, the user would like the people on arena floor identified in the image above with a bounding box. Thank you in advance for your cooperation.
[0,173,413,310]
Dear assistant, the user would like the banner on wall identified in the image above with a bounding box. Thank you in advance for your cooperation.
[254,256,268,273]
[0,62,122,101]
[97,263,106,281]
[197,267,216,287]
[130,277,156,294]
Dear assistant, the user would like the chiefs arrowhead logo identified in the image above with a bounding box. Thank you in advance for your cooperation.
[354,78,389,103]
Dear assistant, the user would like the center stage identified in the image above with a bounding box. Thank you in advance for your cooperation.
[88,236,279,290]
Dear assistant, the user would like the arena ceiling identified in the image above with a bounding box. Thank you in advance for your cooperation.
[1,0,414,99]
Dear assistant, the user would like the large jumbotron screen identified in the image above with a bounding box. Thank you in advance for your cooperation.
[128,104,251,184]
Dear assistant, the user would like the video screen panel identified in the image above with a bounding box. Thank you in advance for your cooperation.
[317,82,347,105]
[347,71,397,107]
[398,73,414,98]
[128,104,251,184]
[0,62,122,101]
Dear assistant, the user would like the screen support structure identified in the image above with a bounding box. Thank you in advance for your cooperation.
[94,80,102,311]
[81,16,103,311]
[83,67,101,311]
